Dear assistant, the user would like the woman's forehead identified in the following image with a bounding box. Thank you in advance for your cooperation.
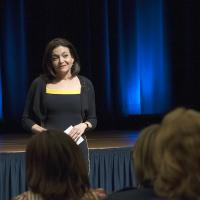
[52,46,70,55]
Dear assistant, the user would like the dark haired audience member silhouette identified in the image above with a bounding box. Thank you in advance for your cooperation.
[108,107,200,200]
[13,130,105,200]
[107,124,159,200]
[154,108,200,200]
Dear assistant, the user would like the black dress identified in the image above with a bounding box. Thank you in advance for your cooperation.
[22,75,97,172]
[44,88,89,170]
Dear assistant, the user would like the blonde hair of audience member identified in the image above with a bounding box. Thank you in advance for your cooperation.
[25,129,99,200]
[133,124,160,187]
[154,108,200,200]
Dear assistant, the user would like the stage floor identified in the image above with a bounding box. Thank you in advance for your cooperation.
[0,130,139,152]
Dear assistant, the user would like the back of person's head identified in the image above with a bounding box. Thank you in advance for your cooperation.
[26,129,90,200]
[133,124,160,187]
[154,108,200,200]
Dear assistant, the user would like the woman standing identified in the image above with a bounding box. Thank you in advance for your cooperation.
[22,38,97,170]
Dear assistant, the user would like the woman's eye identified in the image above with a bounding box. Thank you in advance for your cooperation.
[63,54,68,58]
[52,57,58,61]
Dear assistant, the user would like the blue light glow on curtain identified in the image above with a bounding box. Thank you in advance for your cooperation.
[2,0,27,119]
[117,0,170,115]
[116,0,139,115]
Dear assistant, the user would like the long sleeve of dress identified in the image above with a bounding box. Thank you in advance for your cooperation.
[21,77,44,132]
[85,79,97,130]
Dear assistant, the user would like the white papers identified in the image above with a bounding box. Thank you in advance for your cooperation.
[64,125,84,145]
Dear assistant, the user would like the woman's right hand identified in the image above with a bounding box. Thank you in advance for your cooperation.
[31,124,47,134]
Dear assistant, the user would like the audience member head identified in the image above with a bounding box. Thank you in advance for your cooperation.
[154,108,200,200]
[133,124,160,187]
[42,38,80,80]
[26,129,89,200]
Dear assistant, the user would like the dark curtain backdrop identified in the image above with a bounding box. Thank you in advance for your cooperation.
[0,0,200,132]
[166,0,200,110]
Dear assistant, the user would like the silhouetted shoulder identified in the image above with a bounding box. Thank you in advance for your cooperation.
[107,187,159,200]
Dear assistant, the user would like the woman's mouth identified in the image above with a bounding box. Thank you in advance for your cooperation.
[59,64,67,67]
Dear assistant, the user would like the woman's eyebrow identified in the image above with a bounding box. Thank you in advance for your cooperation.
[52,52,69,56]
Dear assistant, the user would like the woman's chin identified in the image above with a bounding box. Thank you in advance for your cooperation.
[56,70,72,79]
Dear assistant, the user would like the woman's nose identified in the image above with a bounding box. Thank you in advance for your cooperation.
[59,56,65,63]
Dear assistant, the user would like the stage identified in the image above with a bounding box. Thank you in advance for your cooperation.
[0,130,138,152]
[0,130,139,200]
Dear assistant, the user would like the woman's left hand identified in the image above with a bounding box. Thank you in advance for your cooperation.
[94,188,106,199]
[69,123,87,141]
[83,188,106,200]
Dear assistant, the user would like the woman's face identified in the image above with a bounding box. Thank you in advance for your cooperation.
[51,46,74,76]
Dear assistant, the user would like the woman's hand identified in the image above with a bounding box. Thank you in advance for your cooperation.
[94,188,106,199]
[31,124,47,134]
[83,188,106,200]
[68,123,87,141]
